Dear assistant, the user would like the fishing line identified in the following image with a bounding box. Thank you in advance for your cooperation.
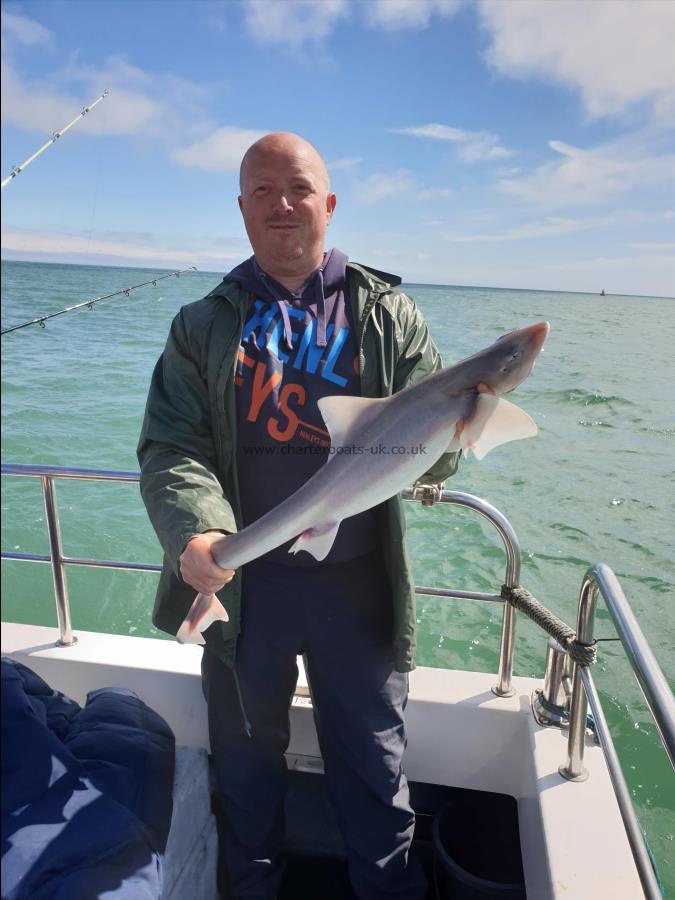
[85,94,107,258]
[1,268,197,335]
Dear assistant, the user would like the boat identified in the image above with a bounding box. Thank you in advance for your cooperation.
[2,462,672,899]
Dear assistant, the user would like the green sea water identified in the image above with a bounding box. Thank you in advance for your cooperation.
[2,259,674,892]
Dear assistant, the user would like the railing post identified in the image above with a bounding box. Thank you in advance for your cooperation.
[41,475,76,646]
[559,573,597,781]
[493,603,517,697]
[492,523,520,698]
[532,638,570,727]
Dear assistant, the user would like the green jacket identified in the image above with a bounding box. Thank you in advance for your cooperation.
[137,262,459,672]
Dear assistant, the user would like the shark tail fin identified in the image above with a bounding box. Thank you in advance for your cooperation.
[176,592,229,645]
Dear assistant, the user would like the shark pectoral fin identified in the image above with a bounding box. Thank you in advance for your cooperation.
[463,394,538,460]
[317,395,386,449]
[176,592,229,645]
[289,521,341,561]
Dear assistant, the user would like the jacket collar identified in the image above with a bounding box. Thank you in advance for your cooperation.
[211,260,401,315]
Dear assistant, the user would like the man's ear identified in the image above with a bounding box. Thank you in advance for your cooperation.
[326,192,337,222]
[238,196,244,213]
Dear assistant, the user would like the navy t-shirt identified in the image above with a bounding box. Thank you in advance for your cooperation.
[224,249,378,565]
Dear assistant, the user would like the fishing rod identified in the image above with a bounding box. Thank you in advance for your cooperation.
[1,268,198,335]
[1,90,109,189]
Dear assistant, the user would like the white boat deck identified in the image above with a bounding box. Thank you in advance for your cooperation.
[1,622,645,899]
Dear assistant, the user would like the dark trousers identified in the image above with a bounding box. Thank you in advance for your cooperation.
[201,554,427,900]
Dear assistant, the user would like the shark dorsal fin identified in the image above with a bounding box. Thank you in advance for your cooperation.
[455,394,538,460]
[317,395,387,449]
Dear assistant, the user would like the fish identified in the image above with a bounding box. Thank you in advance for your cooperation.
[176,321,549,645]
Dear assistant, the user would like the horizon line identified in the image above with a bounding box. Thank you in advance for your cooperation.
[1,254,673,302]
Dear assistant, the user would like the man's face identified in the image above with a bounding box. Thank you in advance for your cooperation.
[238,142,336,278]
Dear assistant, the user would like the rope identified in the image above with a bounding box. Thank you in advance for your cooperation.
[501,584,597,668]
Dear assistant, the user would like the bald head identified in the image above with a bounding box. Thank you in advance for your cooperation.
[239,132,330,194]
[237,131,337,289]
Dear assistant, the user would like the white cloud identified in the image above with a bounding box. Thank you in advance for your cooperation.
[242,0,349,47]
[1,228,245,269]
[499,136,675,208]
[446,216,591,243]
[1,9,52,45]
[418,187,454,200]
[395,123,511,162]
[400,124,464,142]
[241,0,461,45]
[1,55,209,138]
[444,210,675,243]
[442,212,664,243]
[326,156,363,172]
[496,166,522,177]
[458,134,509,163]
[479,0,675,121]
[540,252,675,275]
[171,126,268,172]
[630,242,675,251]
[366,0,461,31]
[355,170,414,204]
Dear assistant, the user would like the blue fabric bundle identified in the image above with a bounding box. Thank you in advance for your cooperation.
[1,657,175,900]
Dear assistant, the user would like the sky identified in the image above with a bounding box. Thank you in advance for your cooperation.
[1,0,674,296]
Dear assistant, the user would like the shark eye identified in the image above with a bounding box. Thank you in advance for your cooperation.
[500,350,522,372]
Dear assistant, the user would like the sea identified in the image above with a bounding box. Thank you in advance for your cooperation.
[2,259,674,892]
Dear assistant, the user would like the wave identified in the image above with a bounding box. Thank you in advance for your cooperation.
[535,389,635,408]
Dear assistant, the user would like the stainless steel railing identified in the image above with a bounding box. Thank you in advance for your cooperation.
[404,485,520,697]
[561,564,674,778]
[1,463,162,646]
[1,465,521,694]
[558,564,674,900]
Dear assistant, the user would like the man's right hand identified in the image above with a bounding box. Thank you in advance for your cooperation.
[179,531,235,595]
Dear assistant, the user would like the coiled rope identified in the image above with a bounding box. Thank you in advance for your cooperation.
[501,584,597,667]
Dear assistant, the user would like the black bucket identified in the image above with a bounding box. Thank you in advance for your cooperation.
[432,793,527,899]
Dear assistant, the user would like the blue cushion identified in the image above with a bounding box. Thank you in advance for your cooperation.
[1,657,175,900]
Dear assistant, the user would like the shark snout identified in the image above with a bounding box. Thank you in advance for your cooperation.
[526,321,550,353]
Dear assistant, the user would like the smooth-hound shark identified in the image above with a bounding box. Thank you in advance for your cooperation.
[177,321,550,644]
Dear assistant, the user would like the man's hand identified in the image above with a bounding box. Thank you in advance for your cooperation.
[179,531,235,595]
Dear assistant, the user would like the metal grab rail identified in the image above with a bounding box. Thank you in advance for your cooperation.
[403,486,521,697]
[1,465,522,694]
[1,464,162,646]
[562,564,675,778]
[559,564,674,900]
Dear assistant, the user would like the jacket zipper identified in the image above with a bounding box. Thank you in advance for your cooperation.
[357,293,380,383]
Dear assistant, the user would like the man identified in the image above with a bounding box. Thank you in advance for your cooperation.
[138,132,459,899]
